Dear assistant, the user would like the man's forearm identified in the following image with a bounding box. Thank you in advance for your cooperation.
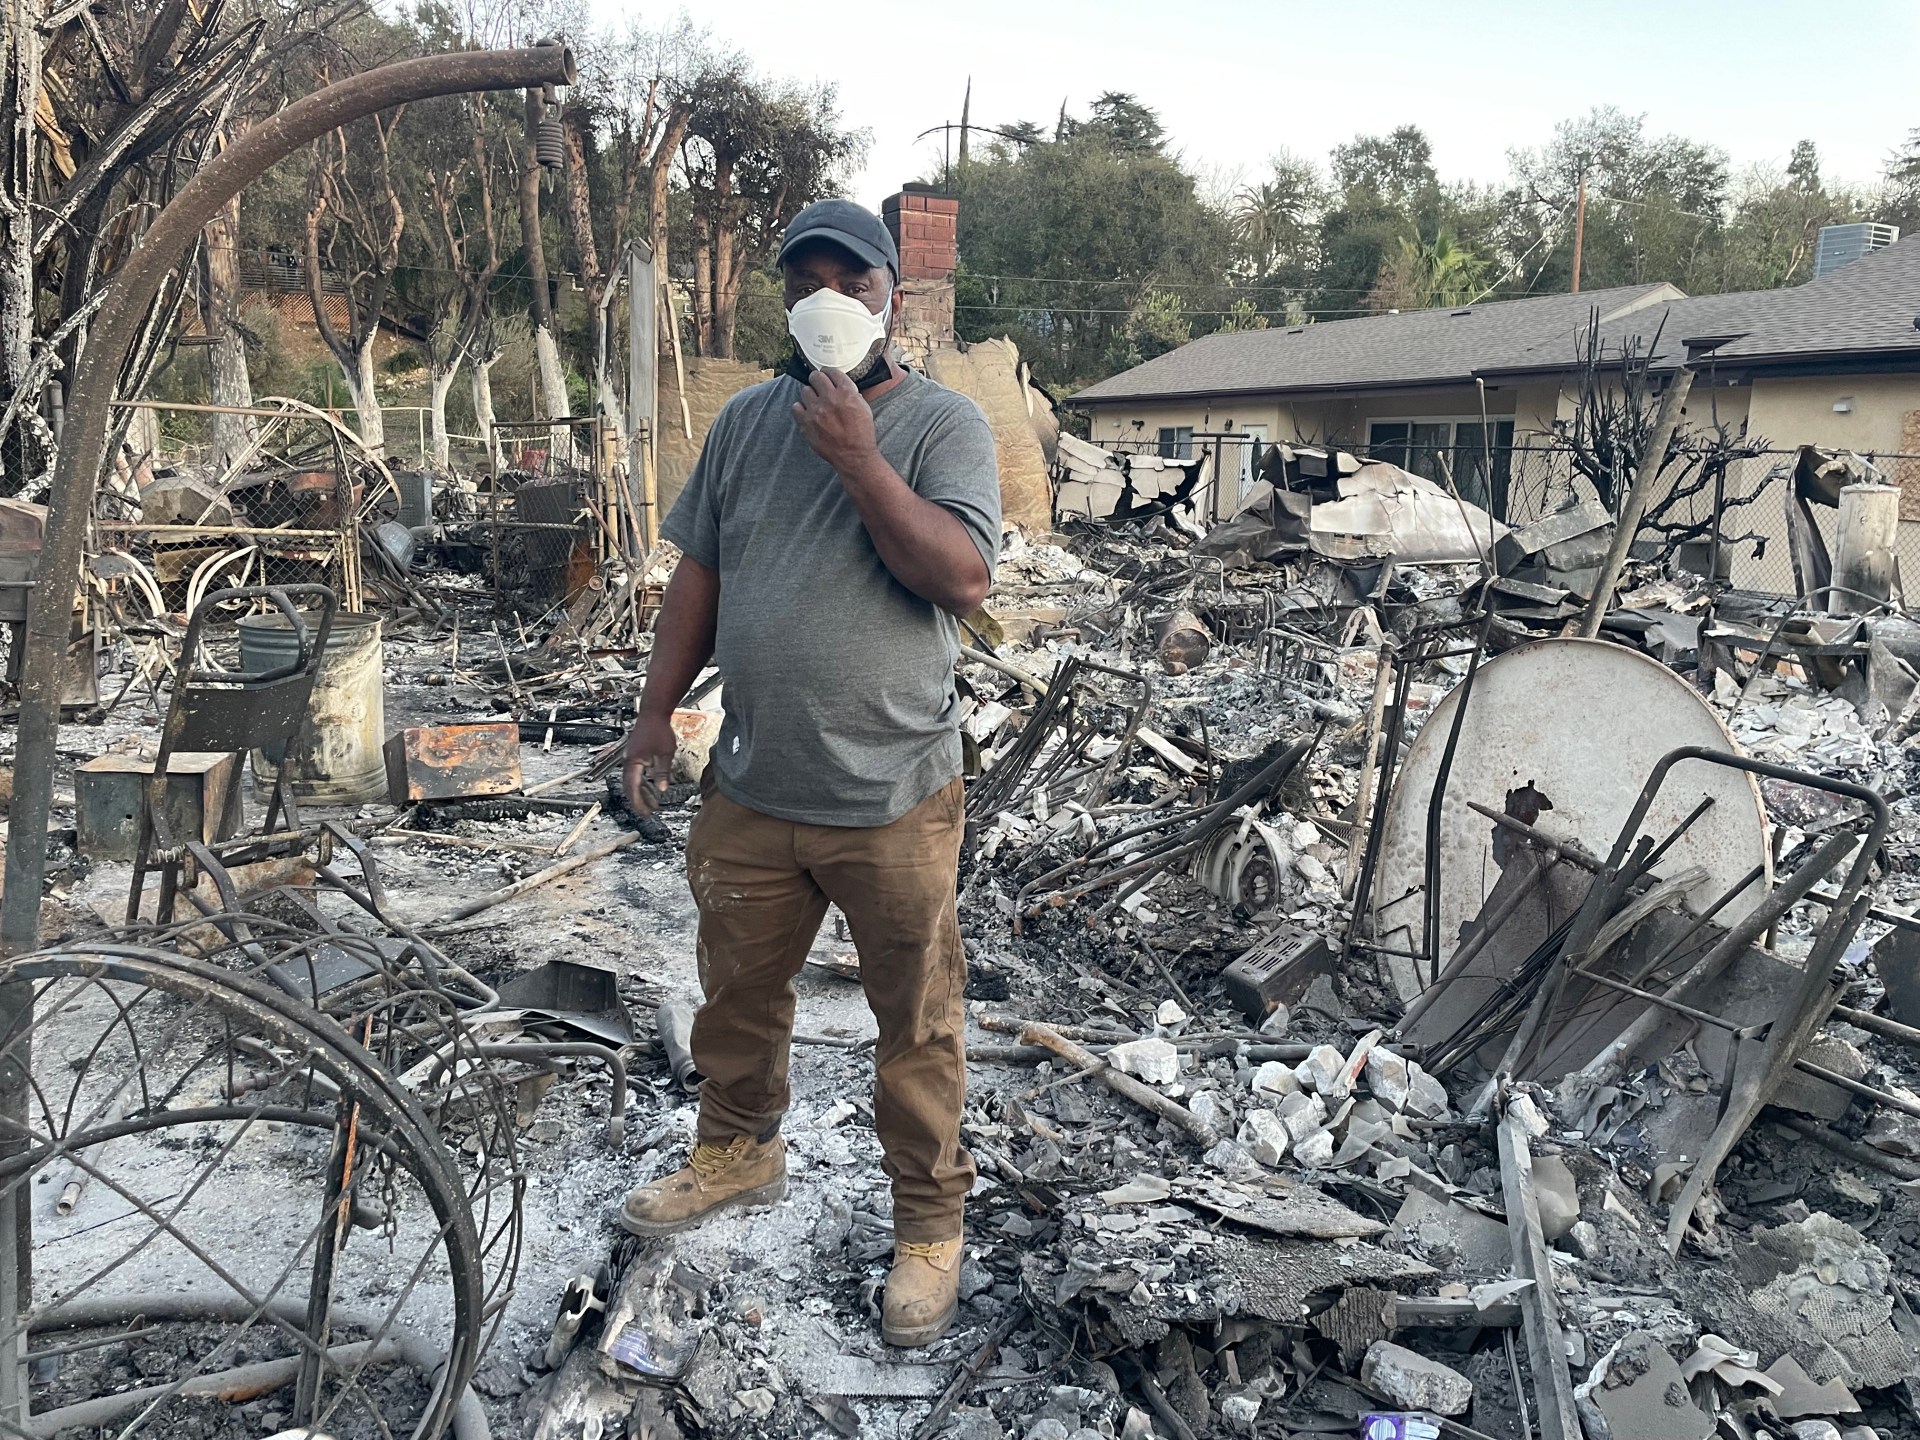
[638,556,720,719]
[838,455,990,616]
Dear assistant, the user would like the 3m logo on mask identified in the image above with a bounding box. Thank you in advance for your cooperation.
[787,287,891,372]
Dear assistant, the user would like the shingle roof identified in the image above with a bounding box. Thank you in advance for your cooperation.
[1070,283,1679,404]
[1591,235,1920,367]
[1071,236,1920,406]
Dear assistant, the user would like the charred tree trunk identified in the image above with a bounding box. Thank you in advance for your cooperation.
[690,234,714,359]
[560,102,624,456]
[199,190,255,471]
[519,89,570,429]
[471,338,501,470]
[710,153,737,361]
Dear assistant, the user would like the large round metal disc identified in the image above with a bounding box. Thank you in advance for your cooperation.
[1371,637,1770,1003]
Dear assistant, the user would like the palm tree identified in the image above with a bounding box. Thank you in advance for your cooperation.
[1398,228,1489,307]
[1232,161,1320,279]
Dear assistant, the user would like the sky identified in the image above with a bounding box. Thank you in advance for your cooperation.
[592,0,1920,210]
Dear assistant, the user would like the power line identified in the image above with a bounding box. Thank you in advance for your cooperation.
[961,272,1388,295]
[955,304,1368,319]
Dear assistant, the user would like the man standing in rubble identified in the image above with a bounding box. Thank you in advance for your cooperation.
[616,198,1000,1348]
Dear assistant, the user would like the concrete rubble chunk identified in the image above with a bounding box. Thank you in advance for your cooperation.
[1293,1126,1336,1169]
[1295,1044,1348,1097]
[1203,1139,1262,1181]
[1359,1340,1473,1416]
[1364,1046,1414,1110]
[1219,1392,1260,1433]
[1864,1104,1920,1158]
[1507,1093,1550,1138]
[1237,1109,1291,1167]
[1402,1060,1451,1120]
[1105,1037,1179,1086]
[1790,1424,1843,1440]
[1532,1154,1579,1242]
[1251,1059,1300,1099]
[1189,1090,1228,1131]
[1277,1089,1328,1141]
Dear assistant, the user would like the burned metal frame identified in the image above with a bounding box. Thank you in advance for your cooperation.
[1616,748,1887,1252]
[0,41,576,1431]
[0,936,524,1437]
[1012,730,1318,933]
[1344,615,1489,964]
[125,583,338,926]
[485,415,638,609]
[965,653,1152,827]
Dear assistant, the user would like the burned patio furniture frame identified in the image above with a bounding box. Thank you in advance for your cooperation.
[126,584,337,926]
[1449,744,1888,1253]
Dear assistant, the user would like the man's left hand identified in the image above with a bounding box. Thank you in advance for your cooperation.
[792,368,881,478]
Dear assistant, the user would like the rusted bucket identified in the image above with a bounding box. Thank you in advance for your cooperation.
[239,610,386,804]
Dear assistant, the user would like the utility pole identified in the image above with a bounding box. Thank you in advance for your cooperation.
[1571,171,1587,294]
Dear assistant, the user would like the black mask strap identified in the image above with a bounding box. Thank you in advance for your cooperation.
[783,348,898,392]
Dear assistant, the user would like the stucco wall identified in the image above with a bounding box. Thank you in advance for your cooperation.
[1745,374,1920,456]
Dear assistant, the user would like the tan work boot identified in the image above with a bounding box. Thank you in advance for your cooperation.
[882,1236,962,1347]
[618,1135,787,1237]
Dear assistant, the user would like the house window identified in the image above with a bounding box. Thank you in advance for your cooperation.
[1367,418,1516,517]
[1157,426,1193,460]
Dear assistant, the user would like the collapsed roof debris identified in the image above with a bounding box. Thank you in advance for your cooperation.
[5,408,1920,1440]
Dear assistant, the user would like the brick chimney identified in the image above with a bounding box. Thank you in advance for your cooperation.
[882,184,958,363]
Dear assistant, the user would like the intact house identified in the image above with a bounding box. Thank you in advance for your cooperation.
[1068,237,1920,592]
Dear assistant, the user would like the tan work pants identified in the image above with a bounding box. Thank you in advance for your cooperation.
[685,773,974,1243]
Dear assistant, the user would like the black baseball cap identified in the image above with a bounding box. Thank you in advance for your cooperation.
[777,199,899,278]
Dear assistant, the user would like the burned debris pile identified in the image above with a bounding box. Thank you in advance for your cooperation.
[6,415,1920,1440]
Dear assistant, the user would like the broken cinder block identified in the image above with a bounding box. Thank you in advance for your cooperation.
[1106,1037,1179,1086]
[1360,1341,1472,1416]
[1237,1110,1290,1167]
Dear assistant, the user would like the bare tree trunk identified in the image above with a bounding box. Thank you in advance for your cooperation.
[561,101,624,469]
[690,235,713,358]
[342,340,385,452]
[711,155,736,361]
[646,105,688,300]
[519,90,571,435]
[471,349,500,470]
[199,190,255,471]
[427,350,462,468]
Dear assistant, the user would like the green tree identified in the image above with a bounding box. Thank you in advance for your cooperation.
[1215,298,1269,333]
[949,94,1231,392]
[1108,287,1190,371]
[1717,143,1865,290]
[1367,228,1489,311]
[1232,152,1324,284]
[1504,106,1730,292]
[1881,129,1920,236]
[1078,92,1164,153]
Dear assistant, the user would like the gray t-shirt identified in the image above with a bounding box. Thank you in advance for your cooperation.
[661,369,1001,827]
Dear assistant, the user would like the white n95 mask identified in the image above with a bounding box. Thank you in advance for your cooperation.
[787,286,890,372]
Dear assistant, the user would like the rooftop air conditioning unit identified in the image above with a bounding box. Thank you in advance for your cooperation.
[1813,222,1900,278]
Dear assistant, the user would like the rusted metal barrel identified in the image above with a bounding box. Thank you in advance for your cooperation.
[239,611,387,804]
